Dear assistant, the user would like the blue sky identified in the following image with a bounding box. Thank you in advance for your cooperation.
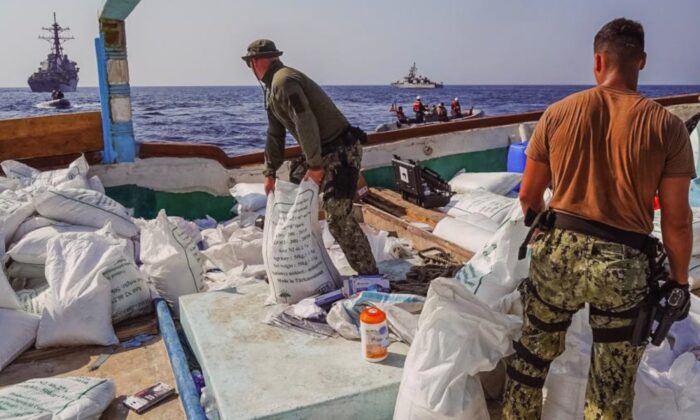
[1,0,698,87]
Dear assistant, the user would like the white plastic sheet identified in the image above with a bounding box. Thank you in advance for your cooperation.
[394,277,521,420]
[263,180,342,304]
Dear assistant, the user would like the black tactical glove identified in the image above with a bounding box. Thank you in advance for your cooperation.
[659,280,691,321]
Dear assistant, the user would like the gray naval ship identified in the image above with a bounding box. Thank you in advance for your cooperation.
[391,63,443,89]
[27,13,79,93]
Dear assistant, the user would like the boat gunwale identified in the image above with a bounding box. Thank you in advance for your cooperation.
[2,92,698,172]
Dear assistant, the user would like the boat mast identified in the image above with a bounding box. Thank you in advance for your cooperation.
[39,12,74,70]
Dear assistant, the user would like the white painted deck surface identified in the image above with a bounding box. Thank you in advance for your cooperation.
[180,282,409,420]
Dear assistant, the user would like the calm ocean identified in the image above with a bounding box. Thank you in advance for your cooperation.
[1,85,698,155]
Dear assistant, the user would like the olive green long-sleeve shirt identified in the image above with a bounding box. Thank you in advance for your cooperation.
[262,60,348,177]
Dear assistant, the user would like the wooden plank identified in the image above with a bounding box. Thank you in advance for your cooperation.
[0,112,103,161]
[361,204,473,263]
[366,188,447,227]
[15,314,158,363]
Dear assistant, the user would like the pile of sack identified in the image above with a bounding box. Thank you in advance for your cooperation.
[0,156,213,373]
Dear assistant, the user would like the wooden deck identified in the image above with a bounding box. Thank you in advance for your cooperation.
[0,316,184,420]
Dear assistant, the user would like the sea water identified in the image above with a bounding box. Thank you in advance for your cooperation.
[0,85,698,156]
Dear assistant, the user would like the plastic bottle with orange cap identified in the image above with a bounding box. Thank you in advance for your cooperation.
[359,307,390,362]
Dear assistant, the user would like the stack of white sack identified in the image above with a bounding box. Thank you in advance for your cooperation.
[652,208,700,290]
[394,277,522,419]
[1,157,140,311]
[432,180,520,255]
[0,267,39,372]
[230,183,267,226]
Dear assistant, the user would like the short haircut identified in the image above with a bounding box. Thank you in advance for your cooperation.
[594,18,645,64]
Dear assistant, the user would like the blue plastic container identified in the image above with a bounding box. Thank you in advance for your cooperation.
[508,141,528,192]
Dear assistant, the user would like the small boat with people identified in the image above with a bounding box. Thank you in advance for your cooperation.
[375,96,484,132]
[37,89,71,109]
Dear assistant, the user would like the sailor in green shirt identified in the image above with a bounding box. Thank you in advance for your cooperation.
[242,39,378,275]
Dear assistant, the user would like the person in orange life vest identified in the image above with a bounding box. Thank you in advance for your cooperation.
[451,97,462,118]
[412,96,426,123]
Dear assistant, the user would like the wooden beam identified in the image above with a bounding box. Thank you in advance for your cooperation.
[365,188,447,227]
[0,112,103,161]
[361,204,473,263]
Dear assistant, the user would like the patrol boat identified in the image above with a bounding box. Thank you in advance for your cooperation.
[27,13,79,93]
[391,63,443,88]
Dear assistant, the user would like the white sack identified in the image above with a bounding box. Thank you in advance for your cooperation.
[88,175,106,194]
[35,233,119,348]
[449,171,522,195]
[1,156,90,192]
[11,216,61,244]
[0,309,39,372]
[455,201,530,302]
[0,269,20,310]
[8,225,97,265]
[263,180,342,304]
[443,190,517,226]
[140,210,204,317]
[0,377,115,419]
[432,215,498,253]
[230,183,267,212]
[0,177,19,193]
[34,188,138,238]
[394,277,521,419]
[168,216,203,245]
[0,197,34,254]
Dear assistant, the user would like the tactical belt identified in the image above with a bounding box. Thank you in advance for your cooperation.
[550,212,651,254]
[321,125,359,156]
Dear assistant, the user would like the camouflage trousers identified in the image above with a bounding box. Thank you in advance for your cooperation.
[320,141,378,275]
[503,228,649,420]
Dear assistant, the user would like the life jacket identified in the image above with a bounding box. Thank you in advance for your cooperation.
[451,100,460,111]
[413,101,422,113]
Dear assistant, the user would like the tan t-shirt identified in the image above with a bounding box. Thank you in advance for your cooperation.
[527,86,695,234]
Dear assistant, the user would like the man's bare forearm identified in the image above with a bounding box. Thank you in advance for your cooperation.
[661,212,692,285]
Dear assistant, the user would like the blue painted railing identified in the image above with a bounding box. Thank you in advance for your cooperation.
[155,298,207,420]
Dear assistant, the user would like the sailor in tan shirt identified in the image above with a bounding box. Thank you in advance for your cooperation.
[504,18,694,420]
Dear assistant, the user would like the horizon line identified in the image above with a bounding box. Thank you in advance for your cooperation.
[2,83,700,89]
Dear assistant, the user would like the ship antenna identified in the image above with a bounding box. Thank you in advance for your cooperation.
[39,12,74,70]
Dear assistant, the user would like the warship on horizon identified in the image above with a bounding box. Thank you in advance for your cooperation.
[27,12,79,93]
